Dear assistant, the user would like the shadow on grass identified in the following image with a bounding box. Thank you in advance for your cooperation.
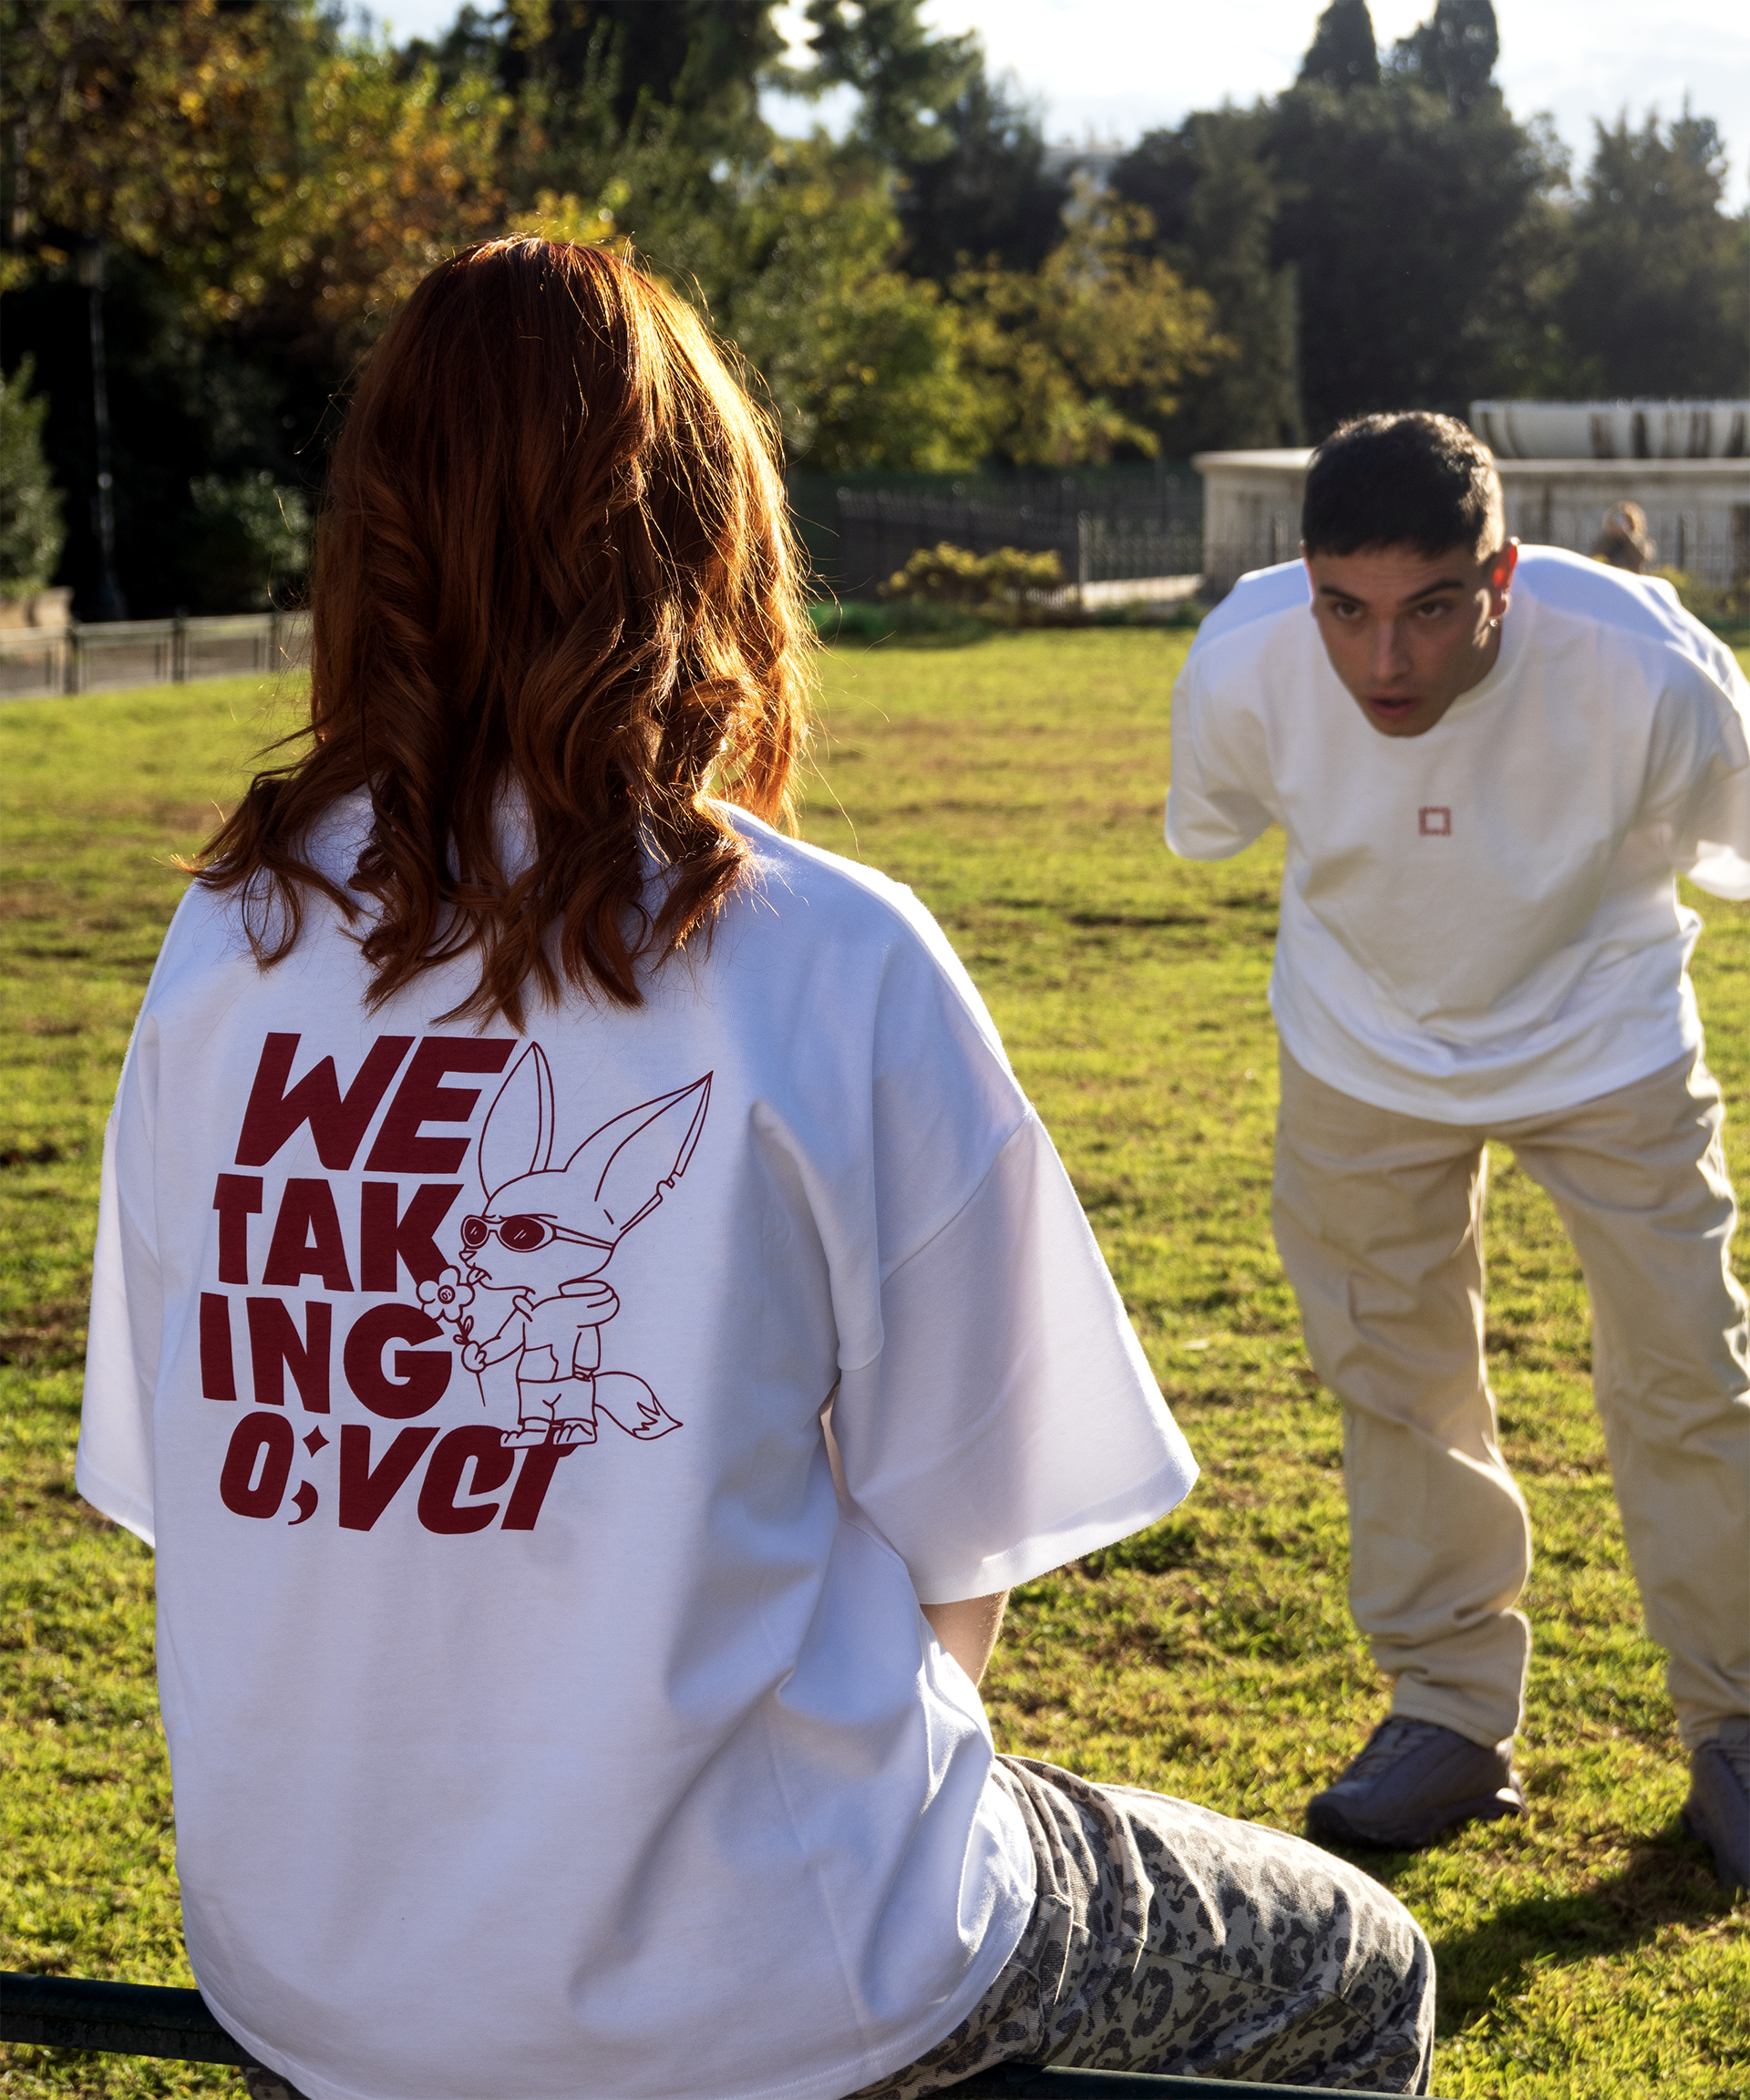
[1336,1822,1736,2031]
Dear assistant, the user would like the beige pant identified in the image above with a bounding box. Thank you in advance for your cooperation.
[1272,1046,1749,1750]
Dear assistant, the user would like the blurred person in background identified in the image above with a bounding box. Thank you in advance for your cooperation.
[1591,499,1658,573]
[1165,412,1749,1889]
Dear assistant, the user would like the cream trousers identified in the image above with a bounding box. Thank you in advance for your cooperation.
[1272,1045,1749,1750]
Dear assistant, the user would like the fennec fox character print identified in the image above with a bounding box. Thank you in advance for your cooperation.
[439,1044,711,1450]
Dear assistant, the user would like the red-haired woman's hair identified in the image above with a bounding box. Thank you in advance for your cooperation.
[194,238,811,1025]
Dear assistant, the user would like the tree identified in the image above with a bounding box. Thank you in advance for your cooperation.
[788,0,982,165]
[0,0,302,300]
[233,36,507,366]
[1555,110,1750,397]
[0,1,509,612]
[419,0,788,158]
[715,140,990,472]
[1113,109,1301,450]
[0,355,65,597]
[951,191,1224,466]
[1268,76,1563,432]
[894,72,1071,280]
[1298,0,1380,91]
[1387,0,1501,118]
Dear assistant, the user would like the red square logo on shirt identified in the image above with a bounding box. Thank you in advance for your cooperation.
[1419,806,1452,837]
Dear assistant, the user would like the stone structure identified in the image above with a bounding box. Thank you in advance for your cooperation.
[1195,403,1750,595]
[0,587,73,631]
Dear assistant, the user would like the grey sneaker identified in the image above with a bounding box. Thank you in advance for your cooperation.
[1682,1717,1750,1892]
[1306,1715,1526,1849]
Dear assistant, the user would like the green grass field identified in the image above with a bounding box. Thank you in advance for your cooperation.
[3,634,1747,2097]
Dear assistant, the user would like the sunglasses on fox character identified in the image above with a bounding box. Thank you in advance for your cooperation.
[460,1214,614,1254]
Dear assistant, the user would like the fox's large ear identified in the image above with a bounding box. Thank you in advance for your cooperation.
[566,1074,711,1239]
[479,1044,555,1201]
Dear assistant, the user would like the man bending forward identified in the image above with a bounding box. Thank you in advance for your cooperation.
[1166,412,1749,1886]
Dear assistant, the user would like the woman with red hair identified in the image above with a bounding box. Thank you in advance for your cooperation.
[78,240,1432,2100]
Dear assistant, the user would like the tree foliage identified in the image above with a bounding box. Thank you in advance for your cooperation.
[1268,74,1560,431]
[787,0,981,164]
[951,192,1224,466]
[1556,110,1750,397]
[1,0,1745,612]
[1386,0,1501,118]
[894,72,1071,280]
[1298,0,1381,91]
[1113,109,1301,452]
[713,140,987,472]
[0,355,66,596]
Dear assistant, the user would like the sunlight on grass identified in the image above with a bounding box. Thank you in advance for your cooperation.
[3,640,1746,2097]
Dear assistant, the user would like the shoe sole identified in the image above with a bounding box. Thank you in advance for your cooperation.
[1306,1787,1524,1851]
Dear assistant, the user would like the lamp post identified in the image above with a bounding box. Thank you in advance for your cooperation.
[75,241,127,622]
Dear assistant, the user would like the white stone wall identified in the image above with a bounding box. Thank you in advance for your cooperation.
[1193,450,1750,592]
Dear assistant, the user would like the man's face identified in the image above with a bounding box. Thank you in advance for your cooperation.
[1304,540,1518,738]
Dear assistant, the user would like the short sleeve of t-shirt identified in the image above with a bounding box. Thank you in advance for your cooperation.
[1165,645,1279,860]
[831,1109,1194,1601]
[736,834,1196,1608]
[1640,661,1750,901]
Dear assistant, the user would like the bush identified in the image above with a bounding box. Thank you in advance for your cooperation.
[186,471,310,611]
[0,355,67,599]
[1650,565,1749,639]
[880,541,1067,624]
[808,597,992,649]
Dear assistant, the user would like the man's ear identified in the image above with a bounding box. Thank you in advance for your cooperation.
[1490,540,1519,592]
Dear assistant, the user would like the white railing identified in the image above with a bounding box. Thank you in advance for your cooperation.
[0,611,311,703]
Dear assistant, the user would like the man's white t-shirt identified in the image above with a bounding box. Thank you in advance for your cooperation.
[1166,548,1750,1123]
[77,807,1196,2100]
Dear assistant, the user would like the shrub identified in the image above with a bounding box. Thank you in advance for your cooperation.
[1650,564,1749,638]
[808,597,991,649]
[880,541,1067,624]
[186,471,311,611]
[0,355,67,599]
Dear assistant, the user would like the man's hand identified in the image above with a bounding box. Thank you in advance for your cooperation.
[921,1591,1009,1686]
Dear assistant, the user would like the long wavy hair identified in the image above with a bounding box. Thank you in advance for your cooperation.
[194,238,811,1026]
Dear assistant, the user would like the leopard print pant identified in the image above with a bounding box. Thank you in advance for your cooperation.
[845,1756,1434,2097]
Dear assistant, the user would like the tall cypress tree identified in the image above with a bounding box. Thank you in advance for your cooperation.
[1297,0,1380,91]
[1113,110,1302,451]
[1388,0,1501,118]
[895,72,1070,280]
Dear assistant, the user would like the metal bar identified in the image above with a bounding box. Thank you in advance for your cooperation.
[948,2073,1399,2098]
[0,1974,1422,2097]
[1,1973,257,2067]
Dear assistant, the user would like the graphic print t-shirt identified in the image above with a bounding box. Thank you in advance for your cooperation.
[1165,547,1750,1122]
[77,807,1196,2100]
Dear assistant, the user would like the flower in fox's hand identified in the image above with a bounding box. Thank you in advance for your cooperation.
[418,1269,475,1324]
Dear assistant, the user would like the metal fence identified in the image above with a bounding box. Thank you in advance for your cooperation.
[1503,500,1749,586]
[1200,497,1750,600]
[832,483,1204,600]
[0,611,311,704]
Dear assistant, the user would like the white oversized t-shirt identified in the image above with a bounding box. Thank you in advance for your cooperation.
[1166,548,1750,1123]
[77,806,1196,2100]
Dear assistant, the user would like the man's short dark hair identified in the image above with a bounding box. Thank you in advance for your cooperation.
[1302,412,1505,560]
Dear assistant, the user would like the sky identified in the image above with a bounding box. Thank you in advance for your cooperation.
[368,0,1750,201]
